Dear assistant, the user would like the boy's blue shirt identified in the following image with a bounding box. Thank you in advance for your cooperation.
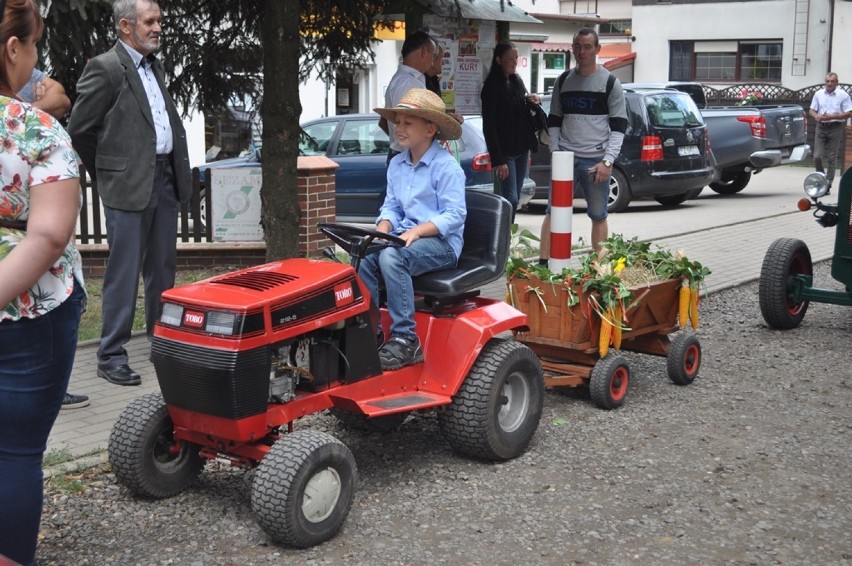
[378,140,467,258]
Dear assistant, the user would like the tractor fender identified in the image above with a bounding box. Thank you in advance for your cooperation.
[417,299,529,398]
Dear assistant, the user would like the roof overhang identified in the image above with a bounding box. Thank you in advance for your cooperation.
[415,0,543,24]
[530,12,609,24]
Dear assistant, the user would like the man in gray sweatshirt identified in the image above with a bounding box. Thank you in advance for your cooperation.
[539,27,627,256]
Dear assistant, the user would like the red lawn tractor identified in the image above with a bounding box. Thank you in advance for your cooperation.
[108,190,544,548]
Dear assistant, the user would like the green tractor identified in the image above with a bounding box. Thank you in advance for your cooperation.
[759,167,852,329]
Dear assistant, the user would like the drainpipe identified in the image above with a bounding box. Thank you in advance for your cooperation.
[827,0,834,71]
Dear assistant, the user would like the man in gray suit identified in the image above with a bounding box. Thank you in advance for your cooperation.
[68,0,191,385]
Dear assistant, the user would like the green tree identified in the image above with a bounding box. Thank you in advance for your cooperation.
[39,0,391,260]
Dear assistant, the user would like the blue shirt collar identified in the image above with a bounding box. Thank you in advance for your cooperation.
[401,139,442,167]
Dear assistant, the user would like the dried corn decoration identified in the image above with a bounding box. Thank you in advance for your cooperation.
[679,279,690,327]
[599,315,612,357]
[689,286,700,328]
[612,303,623,349]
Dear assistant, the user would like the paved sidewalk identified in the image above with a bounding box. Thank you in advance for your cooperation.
[49,209,836,466]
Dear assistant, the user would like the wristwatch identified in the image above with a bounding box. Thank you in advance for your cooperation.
[602,159,613,168]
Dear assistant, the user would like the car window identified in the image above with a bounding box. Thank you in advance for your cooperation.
[336,120,389,156]
[300,122,337,156]
[644,93,704,128]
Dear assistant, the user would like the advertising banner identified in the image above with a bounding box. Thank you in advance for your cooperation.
[210,168,264,242]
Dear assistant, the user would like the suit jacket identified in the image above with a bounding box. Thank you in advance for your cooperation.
[68,42,192,211]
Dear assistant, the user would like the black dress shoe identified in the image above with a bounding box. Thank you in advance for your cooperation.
[97,364,141,386]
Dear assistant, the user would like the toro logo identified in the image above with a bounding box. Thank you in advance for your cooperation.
[183,310,205,328]
[334,282,354,307]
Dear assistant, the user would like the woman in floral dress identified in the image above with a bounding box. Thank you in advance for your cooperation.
[0,1,85,564]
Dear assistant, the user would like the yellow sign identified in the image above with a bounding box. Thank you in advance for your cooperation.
[374,20,405,41]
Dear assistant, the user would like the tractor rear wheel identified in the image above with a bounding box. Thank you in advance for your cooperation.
[438,338,543,461]
[251,430,356,548]
[589,354,630,410]
[108,392,204,498]
[667,333,702,385]
[759,238,812,329]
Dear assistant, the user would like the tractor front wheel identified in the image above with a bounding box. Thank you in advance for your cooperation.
[438,338,544,461]
[108,392,205,498]
[589,354,630,409]
[251,430,356,548]
[759,238,812,329]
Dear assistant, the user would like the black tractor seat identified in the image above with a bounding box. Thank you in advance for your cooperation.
[412,189,511,309]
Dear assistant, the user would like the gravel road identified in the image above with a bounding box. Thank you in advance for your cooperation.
[37,262,851,565]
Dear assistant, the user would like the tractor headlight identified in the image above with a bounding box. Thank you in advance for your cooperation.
[161,303,184,327]
[803,172,830,199]
[206,311,239,335]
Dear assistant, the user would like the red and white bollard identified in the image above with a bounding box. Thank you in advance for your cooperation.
[549,150,573,272]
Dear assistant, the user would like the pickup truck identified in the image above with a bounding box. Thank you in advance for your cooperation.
[624,82,810,194]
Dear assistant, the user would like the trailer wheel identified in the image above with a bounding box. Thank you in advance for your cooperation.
[667,333,701,385]
[759,238,812,329]
[710,170,751,194]
[589,354,630,410]
[108,392,204,498]
[438,339,543,461]
[329,409,408,433]
[252,430,356,548]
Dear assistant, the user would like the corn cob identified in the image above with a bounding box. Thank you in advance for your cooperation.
[689,286,699,329]
[599,316,612,357]
[612,304,623,350]
[679,280,690,327]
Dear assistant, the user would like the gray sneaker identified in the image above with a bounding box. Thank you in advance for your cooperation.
[61,392,90,409]
[378,335,423,371]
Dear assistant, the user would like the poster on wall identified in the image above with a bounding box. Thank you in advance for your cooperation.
[455,56,482,114]
[210,168,264,242]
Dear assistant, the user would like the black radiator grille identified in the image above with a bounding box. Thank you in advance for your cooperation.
[152,338,269,419]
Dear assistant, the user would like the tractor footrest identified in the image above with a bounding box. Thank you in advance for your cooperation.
[340,391,452,417]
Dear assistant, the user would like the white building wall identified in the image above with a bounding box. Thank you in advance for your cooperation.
[830,1,852,83]
[289,0,850,131]
[632,1,830,90]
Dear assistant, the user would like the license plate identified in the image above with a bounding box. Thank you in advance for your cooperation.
[677,145,700,156]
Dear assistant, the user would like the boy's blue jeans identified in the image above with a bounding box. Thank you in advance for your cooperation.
[0,280,84,566]
[358,236,457,339]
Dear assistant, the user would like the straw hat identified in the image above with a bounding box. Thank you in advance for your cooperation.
[374,88,462,141]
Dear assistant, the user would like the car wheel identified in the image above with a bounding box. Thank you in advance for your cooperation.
[685,187,703,199]
[654,192,690,207]
[709,170,751,194]
[607,168,632,213]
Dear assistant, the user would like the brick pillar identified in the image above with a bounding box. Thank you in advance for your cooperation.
[297,156,339,257]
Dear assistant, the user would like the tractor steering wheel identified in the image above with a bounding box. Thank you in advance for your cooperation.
[318,222,405,267]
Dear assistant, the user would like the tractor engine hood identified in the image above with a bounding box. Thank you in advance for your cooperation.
[156,259,371,343]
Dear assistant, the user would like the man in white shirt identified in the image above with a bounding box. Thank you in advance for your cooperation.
[379,30,436,165]
[809,72,852,189]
